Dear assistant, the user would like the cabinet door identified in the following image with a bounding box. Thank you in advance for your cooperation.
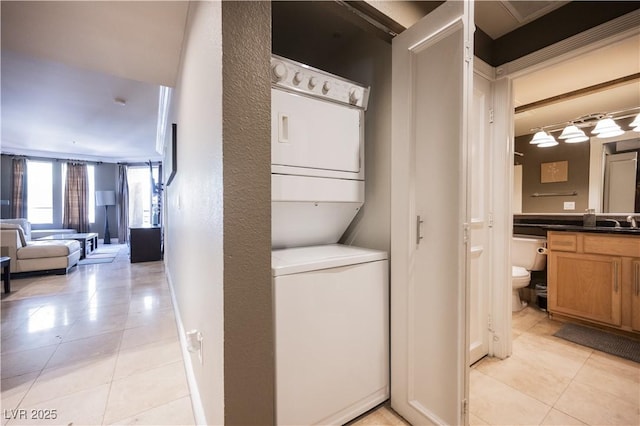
[632,260,640,332]
[548,252,622,326]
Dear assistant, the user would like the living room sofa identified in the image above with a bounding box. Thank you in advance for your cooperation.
[0,219,81,274]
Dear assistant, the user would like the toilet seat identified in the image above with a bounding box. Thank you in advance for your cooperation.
[512,266,530,288]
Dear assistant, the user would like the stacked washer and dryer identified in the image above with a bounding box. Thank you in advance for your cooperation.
[270,55,389,425]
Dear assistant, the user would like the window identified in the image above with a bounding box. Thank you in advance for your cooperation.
[27,161,53,224]
[128,166,159,227]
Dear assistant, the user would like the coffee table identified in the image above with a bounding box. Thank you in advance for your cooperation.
[38,233,99,259]
[0,256,10,293]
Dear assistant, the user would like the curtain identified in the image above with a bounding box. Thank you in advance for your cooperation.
[117,164,129,243]
[11,158,27,218]
[63,163,89,232]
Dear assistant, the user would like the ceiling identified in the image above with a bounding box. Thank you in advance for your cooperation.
[1,1,189,163]
[476,1,569,39]
[1,1,638,162]
[513,33,640,136]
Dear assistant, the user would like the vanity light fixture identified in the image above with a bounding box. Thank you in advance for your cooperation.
[529,107,640,148]
[558,124,589,143]
[592,117,624,139]
[529,130,555,145]
[630,113,640,132]
[537,139,559,148]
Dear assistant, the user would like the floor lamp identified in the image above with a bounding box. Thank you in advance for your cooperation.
[96,190,116,244]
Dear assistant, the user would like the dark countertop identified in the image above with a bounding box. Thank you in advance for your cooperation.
[514,215,640,236]
[515,223,640,236]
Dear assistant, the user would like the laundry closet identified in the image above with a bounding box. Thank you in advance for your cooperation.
[272,2,489,425]
[271,2,393,425]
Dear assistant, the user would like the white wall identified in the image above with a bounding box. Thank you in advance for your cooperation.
[164,2,273,424]
[164,2,224,423]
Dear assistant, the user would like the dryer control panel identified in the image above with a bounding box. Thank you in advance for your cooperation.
[271,55,369,110]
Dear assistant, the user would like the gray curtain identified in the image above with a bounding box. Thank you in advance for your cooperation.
[11,158,27,218]
[117,164,129,243]
[63,163,89,232]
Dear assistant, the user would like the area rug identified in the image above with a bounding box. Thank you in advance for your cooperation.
[554,323,640,363]
[78,256,115,265]
[93,246,122,254]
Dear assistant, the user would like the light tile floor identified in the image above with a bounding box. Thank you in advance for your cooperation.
[3,250,639,426]
[359,307,640,426]
[1,245,195,426]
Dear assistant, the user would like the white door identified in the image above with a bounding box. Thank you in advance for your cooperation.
[391,1,473,424]
[604,151,637,213]
[469,71,492,365]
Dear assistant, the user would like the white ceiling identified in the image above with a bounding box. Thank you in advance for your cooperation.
[1,1,189,163]
[513,33,640,136]
[475,1,569,39]
[1,1,637,161]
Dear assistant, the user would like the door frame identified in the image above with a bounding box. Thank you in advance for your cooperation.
[489,12,639,359]
[469,59,497,364]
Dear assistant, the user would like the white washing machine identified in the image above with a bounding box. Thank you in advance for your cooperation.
[272,245,389,425]
[270,55,389,425]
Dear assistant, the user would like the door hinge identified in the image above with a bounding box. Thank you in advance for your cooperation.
[462,399,468,415]
[463,223,470,244]
[489,108,494,124]
[488,212,494,228]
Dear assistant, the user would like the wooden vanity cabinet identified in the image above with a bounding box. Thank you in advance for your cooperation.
[632,259,640,332]
[548,250,621,326]
[547,231,640,334]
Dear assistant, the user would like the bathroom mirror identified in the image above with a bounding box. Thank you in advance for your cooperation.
[514,130,640,215]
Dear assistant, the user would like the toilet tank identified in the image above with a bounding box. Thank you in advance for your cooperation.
[512,235,547,270]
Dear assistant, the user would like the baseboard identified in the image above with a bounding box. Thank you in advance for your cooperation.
[165,265,207,426]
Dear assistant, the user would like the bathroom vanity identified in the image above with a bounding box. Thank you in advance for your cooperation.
[547,230,640,334]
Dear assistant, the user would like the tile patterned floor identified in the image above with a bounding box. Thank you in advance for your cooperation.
[471,307,639,426]
[359,307,640,426]
[3,249,639,426]
[0,245,195,426]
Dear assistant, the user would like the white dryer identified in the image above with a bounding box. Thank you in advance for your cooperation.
[270,55,388,425]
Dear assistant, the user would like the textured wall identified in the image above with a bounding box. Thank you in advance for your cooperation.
[221,2,274,424]
[165,2,225,424]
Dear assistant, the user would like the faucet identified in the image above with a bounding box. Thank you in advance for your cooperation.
[603,219,621,229]
[627,215,638,229]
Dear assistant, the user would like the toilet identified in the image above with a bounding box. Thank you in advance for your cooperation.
[512,236,547,312]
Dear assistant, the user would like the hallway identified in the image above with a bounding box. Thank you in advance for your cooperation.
[1,246,195,425]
